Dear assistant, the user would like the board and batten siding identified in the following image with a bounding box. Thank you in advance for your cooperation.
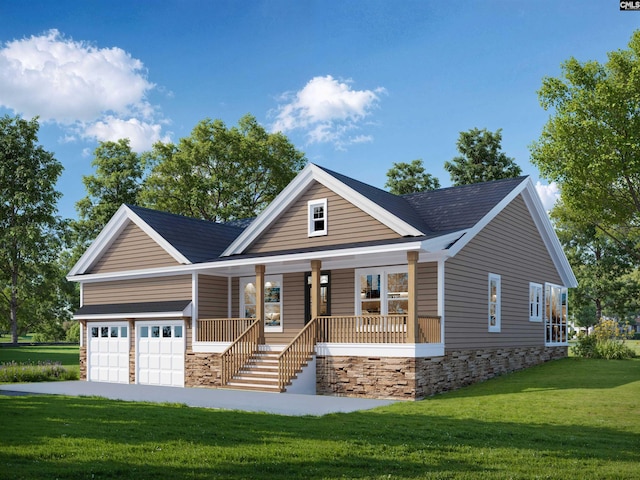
[83,275,192,305]
[89,221,181,274]
[247,181,401,254]
[198,275,229,318]
[444,195,562,350]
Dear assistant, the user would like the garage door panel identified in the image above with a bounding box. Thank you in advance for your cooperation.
[87,323,130,384]
[136,321,184,387]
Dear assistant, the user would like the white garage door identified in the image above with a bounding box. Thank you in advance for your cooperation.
[87,322,130,384]
[137,321,185,387]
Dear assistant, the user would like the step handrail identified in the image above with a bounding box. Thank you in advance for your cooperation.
[277,317,319,391]
[220,318,261,385]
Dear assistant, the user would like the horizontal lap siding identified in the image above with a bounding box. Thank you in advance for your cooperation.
[90,222,180,274]
[417,262,438,316]
[330,268,356,316]
[247,182,400,254]
[83,275,192,305]
[198,275,228,318]
[445,195,562,350]
[265,272,305,343]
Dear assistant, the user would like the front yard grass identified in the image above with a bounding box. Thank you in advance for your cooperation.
[1,355,639,479]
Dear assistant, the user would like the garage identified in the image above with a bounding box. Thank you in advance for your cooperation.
[87,322,130,384]
[136,320,185,387]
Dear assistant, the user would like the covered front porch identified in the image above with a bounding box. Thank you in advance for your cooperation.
[188,250,444,393]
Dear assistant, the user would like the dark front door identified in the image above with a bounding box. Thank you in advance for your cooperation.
[305,272,330,324]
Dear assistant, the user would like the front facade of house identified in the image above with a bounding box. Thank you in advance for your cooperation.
[68,164,576,400]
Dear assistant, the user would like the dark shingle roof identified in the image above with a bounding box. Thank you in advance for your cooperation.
[402,176,527,232]
[315,165,432,234]
[126,205,245,263]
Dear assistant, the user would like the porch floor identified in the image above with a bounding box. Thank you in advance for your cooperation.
[0,381,396,416]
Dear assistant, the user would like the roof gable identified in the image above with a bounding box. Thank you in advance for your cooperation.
[68,204,244,276]
[222,163,428,256]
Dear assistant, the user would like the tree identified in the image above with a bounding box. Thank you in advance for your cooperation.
[140,114,306,222]
[552,202,639,328]
[385,159,440,195]
[444,128,522,185]
[530,30,640,264]
[71,139,143,261]
[0,115,65,344]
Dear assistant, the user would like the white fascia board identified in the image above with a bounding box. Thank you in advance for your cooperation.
[69,240,428,283]
[68,205,132,276]
[446,177,530,258]
[126,208,191,266]
[74,303,191,321]
[520,181,578,288]
[68,205,191,277]
[222,163,425,256]
[420,230,468,252]
[315,342,445,358]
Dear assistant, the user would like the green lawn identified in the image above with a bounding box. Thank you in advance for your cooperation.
[0,345,80,371]
[1,355,639,479]
[0,334,33,343]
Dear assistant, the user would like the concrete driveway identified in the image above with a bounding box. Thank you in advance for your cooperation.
[0,381,396,416]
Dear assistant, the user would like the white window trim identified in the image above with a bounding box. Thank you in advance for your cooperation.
[355,265,408,316]
[240,275,284,333]
[488,273,501,333]
[529,282,543,322]
[308,198,328,237]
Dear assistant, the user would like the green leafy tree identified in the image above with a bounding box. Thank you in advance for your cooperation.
[552,202,639,328]
[0,115,66,344]
[385,159,440,195]
[530,30,640,263]
[444,128,522,185]
[73,139,143,257]
[140,114,306,221]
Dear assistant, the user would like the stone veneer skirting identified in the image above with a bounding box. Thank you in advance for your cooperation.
[185,352,222,387]
[316,346,567,400]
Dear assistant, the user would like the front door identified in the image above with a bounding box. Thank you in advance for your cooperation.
[305,272,330,324]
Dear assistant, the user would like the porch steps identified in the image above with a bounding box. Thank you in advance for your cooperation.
[225,351,284,392]
[223,350,312,393]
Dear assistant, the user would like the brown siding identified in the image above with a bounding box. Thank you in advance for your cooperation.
[198,275,228,318]
[330,268,356,316]
[444,195,563,350]
[83,275,192,305]
[265,272,306,344]
[417,262,438,317]
[247,182,400,254]
[90,221,180,274]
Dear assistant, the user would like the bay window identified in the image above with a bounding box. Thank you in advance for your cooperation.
[545,283,568,345]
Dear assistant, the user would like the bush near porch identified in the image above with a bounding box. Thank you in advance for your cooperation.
[0,354,638,479]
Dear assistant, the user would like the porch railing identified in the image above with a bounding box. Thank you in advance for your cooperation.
[197,318,255,342]
[277,317,318,391]
[220,318,260,385]
[317,315,409,343]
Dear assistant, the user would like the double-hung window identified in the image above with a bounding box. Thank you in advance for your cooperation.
[488,273,501,332]
[308,199,327,237]
[529,283,543,322]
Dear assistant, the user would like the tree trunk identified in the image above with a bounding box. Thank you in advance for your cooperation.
[10,268,18,345]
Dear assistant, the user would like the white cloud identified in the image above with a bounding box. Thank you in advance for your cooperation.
[83,117,171,152]
[271,75,385,149]
[535,181,560,212]
[0,29,167,151]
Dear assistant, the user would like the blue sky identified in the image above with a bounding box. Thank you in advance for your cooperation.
[1,1,639,220]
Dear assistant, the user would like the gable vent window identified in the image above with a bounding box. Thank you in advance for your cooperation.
[308,199,328,237]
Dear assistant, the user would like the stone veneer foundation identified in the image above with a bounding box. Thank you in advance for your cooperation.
[185,352,223,387]
[316,346,567,400]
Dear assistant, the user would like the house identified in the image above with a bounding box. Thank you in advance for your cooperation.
[67,163,577,400]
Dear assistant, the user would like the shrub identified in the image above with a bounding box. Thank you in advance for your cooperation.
[593,340,637,360]
[0,360,78,383]
[65,322,80,343]
[571,333,598,358]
